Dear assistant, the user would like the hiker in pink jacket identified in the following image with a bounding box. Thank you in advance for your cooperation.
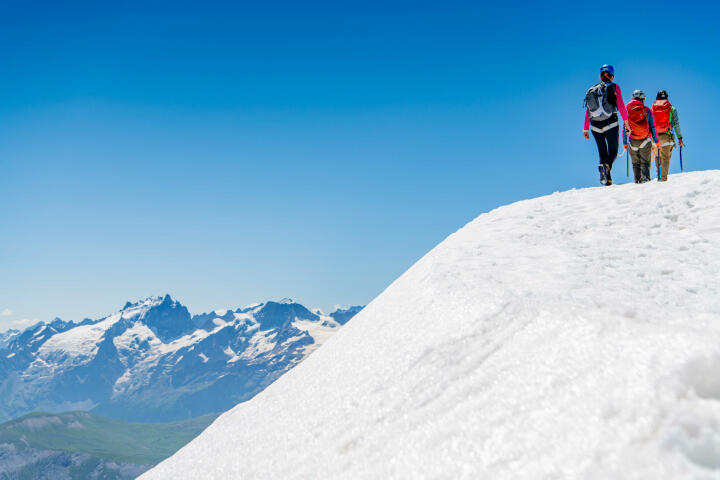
[583,65,629,185]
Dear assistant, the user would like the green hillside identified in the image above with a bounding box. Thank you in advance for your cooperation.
[0,411,218,465]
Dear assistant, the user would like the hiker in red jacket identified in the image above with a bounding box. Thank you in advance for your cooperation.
[652,90,684,181]
[583,64,629,186]
[623,90,658,183]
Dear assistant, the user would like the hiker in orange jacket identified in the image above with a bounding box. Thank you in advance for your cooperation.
[651,90,684,181]
[623,90,658,184]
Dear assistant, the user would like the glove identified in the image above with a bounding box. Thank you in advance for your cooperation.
[678,138,685,147]
[583,131,590,140]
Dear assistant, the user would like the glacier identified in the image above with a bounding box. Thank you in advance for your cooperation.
[143,171,720,479]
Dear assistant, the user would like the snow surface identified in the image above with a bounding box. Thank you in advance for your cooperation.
[145,171,720,480]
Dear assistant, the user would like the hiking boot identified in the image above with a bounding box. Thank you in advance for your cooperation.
[605,165,613,186]
[641,163,651,183]
[599,164,607,185]
[633,165,642,183]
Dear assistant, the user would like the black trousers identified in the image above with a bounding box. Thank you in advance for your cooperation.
[591,121,620,169]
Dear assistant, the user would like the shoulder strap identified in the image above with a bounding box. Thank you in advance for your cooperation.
[606,83,617,105]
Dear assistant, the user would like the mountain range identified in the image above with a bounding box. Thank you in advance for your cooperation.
[0,296,362,423]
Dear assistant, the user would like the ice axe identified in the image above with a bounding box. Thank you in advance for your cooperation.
[680,145,684,172]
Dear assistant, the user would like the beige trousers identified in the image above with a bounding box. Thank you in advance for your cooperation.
[654,133,674,181]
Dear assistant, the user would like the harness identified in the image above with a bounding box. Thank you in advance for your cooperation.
[590,121,618,134]
[629,138,651,151]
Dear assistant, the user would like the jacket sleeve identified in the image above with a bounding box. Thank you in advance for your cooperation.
[647,108,658,143]
[584,109,590,131]
[671,107,683,139]
[615,84,628,122]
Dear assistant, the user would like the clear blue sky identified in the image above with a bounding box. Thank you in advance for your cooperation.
[1,0,718,330]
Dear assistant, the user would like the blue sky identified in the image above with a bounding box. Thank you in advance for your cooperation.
[1,0,718,330]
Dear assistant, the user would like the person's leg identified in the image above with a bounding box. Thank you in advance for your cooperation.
[629,139,643,183]
[658,133,674,181]
[661,154,671,181]
[592,130,609,162]
[606,126,619,171]
[639,141,652,182]
[592,129,610,184]
[604,127,619,185]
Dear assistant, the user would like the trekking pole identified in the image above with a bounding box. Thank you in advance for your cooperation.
[680,146,684,172]
[623,125,629,178]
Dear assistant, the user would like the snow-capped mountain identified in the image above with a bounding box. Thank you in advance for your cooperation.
[0,296,362,422]
[144,171,720,479]
[325,305,363,325]
[0,329,19,350]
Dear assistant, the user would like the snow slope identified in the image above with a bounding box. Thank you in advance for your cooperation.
[143,171,720,480]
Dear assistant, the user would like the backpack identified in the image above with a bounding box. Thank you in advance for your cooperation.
[584,83,616,121]
[627,100,650,140]
[652,100,672,134]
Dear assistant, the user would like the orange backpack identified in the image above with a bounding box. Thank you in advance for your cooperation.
[627,100,650,140]
[652,100,672,134]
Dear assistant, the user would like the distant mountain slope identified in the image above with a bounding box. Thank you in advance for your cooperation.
[328,305,364,325]
[0,297,363,422]
[144,172,720,479]
[0,411,216,479]
[0,331,19,350]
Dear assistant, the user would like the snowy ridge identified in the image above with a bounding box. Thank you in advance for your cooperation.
[0,297,362,423]
[145,171,720,479]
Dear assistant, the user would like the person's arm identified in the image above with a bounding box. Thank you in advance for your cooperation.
[615,84,628,122]
[647,107,658,143]
[583,109,590,138]
[671,107,683,141]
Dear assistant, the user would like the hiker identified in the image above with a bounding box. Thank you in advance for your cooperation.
[623,90,658,183]
[583,64,628,186]
[651,90,684,181]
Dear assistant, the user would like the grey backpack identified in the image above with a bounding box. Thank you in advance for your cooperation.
[584,83,615,121]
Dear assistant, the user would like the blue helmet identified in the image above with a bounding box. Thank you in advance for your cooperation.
[600,64,615,76]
